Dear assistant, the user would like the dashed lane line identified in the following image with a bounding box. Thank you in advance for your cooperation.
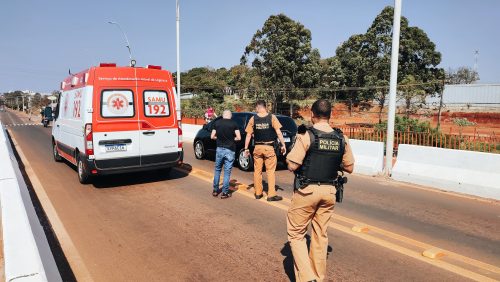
[2,123,43,127]
[175,165,500,282]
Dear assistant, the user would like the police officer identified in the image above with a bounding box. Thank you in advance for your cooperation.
[286,99,354,282]
[244,100,287,201]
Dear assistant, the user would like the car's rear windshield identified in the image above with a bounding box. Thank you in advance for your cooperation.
[232,115,247,130]
[277,116,297,132]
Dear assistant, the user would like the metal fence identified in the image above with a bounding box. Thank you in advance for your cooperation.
[338,126,499,154]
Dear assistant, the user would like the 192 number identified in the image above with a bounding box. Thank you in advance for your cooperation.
[147,105,166,115]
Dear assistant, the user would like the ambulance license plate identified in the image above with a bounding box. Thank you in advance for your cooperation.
[284,137,291,143]
[105,144,127,152]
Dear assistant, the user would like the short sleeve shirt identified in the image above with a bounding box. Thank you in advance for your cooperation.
[214,119,239,151]
[245,114,282,134]
[286,122,354,168]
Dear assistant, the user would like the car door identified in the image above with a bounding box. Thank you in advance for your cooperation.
[203,117,221,154]
[138,88,179,166]
[93,88,141,168]
[231,113,247,152]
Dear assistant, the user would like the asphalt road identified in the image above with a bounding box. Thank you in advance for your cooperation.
[1,108,499,282]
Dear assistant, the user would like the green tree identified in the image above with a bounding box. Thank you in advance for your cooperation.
[334,6,444,122]
[318,57,344,102]
[446,66,479,84]
[226,65,263,99]
[241,13,321,111]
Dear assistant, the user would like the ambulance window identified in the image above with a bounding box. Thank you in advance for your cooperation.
[101,90,135,118]
[143,90,170,117]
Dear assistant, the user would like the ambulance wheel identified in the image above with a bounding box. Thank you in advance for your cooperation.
[77,156,92,184]
[52,141,62,162]
[194,140,205,160]
[238,149,254,172]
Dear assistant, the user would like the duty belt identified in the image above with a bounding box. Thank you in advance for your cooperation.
[254,141,274,146]
[294,174,348,203]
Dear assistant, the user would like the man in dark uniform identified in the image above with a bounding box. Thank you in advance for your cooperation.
[286,99,354,282]
[244,100,287,201]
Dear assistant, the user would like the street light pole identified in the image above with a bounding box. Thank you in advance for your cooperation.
[108,21,134,66]
[384,0,402,176]
[176,0,181,121]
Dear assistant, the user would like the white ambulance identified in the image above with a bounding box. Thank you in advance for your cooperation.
[52,63,183,184]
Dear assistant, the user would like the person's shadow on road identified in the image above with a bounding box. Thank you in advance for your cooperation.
[246,181,285,193]
[281,235,333,282]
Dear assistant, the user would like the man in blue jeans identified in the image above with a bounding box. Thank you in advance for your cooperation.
[211,110,241,199]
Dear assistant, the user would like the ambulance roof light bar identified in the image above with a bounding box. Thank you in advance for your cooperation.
[146,65,162,70]
[99,63,117,67]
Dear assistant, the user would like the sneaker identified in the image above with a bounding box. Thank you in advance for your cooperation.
[267,195,283,202]
[255,194,263,200]
[221,192,231,199]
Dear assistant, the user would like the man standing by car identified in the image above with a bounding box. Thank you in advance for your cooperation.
[244,100,286,202]
[285,99,354,282]
[211,110,241,199]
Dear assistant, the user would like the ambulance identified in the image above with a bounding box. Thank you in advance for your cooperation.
[52,63,183,184]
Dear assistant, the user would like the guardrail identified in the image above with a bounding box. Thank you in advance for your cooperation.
[392,144,500,200]
[0,122,61,281]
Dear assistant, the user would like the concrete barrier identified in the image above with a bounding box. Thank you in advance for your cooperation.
[349,139,384,176]
[392,144,500,200]
[0,123,61,281]
[182,124,203,140]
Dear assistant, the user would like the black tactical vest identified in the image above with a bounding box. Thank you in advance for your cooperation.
[298,127,345,183]
[253,114,277,143]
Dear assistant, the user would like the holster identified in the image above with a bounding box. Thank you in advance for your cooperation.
[294,174,310,190]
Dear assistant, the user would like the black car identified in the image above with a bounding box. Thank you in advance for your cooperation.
[193,112,298,171]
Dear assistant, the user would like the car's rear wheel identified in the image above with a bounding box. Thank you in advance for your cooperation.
[238,149,254,171]
[77,155,92,184]
[52,141,62,162]
[194,140,205,159]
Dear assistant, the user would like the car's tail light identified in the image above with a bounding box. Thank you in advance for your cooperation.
[85,123,94,156]
[178,123,183,149]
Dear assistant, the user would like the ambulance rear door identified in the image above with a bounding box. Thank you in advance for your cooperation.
[138,87,179,166]
[92,87,142,169]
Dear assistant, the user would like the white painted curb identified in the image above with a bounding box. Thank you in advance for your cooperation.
[182,124,203,140]
[0,122,61,281]
[392,144,500,200]
[349,139,384,176]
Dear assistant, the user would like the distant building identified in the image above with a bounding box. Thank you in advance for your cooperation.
[180,92,197,100]
[426,84,500,111]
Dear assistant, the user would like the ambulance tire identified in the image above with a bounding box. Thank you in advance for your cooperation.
[52,140,62,162]
[77,155,92,184]
[194,140,206,160]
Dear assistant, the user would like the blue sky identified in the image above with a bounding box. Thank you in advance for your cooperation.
[1,0,499,93]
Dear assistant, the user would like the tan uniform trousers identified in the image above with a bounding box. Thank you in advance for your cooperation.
[253,145,277,197]
[287,184,336,282]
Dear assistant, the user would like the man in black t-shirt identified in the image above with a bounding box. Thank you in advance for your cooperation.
[211,110,241,199]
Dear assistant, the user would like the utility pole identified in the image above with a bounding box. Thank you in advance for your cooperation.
[384,0,402,176]
[436,79,445,131]
[176,0,181,121]
[474,50,479,73]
